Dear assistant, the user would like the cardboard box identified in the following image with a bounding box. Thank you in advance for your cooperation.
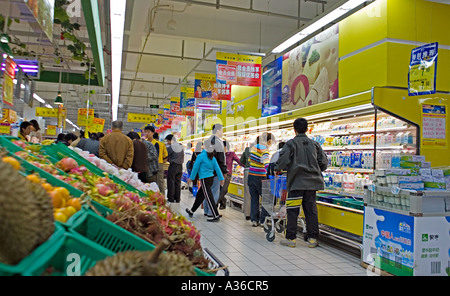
[398,182,425,190]
[419,168,432,176]
[424,182,447,190]
[400,161,422,168]
[400,155,426,162]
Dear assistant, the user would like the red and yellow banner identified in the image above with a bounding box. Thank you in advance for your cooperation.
[216,52,262,87]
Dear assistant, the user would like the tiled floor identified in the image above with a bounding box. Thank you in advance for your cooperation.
[169,190,370,276]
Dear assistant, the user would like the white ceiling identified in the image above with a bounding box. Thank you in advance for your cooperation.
[2,0,344,132]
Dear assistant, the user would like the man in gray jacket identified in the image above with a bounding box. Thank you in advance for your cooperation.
[275,118,328,248]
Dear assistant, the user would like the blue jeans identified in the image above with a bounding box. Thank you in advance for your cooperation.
[204,176,220,215]
[248,174,269,224]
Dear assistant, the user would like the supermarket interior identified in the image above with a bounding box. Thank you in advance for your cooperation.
[0,0,450,279]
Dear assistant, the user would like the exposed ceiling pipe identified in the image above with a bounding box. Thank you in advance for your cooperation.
[169,0,312,22]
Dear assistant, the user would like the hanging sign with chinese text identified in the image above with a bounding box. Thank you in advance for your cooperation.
[408,42,438,96]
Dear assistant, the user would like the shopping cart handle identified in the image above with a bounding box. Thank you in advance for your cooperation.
[204,248,230,276]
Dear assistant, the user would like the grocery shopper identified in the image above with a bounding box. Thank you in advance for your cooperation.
[143,126,168,193]
[54,133,66,144]
[185,143,225,222]
[29,119,42,143]
[183,142,193,188]
[70,130,84,147]
[77,132,101,157]
[188,142,203,195]
[18,121,33,141]
[63,133,78,146]
[203,124,228,217]
[275,118,328,248]
[218,140,244,210]
[165,134,184,203]
[240,141,255,220]
[97,132,105,140]
[248,132,275,227]
[127,131,149,183]
[142,137,159,183]
[99,120,134,170]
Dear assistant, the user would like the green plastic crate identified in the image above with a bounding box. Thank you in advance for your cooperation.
[11,151,83,198]
[22,231,115,276]
[69,210,213,276]
[41,143,107,177]
[332,198,364,210]
[0,222,66,276]
[42,143,147,197]
[87,200,113,217]
[68,210,159,253]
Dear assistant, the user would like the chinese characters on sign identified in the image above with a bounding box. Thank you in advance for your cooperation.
[127,113,157,123]
[194,73,231,100]
[408,42,438,96]
[3,57,17,107]
[35,107,64,118]
[216,52,262,87]
[77,108,95,126]
[421,104,447,149]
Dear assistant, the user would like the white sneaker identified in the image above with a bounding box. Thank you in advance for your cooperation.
[252,221,260,227]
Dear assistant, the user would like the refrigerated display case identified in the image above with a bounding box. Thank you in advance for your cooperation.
[223,101,419,241]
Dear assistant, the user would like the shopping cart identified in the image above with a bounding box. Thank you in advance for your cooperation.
[261,175,288,242]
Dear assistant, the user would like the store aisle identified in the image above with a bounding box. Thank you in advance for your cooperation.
[169,190,369,276]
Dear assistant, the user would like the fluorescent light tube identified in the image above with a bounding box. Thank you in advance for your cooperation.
[272,0,368,54]
[110,0,127,121]
[33,93,46,104]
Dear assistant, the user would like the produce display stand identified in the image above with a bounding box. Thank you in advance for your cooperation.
[0,136,227,276]
[0,223,66,276]
[40,142,146,197]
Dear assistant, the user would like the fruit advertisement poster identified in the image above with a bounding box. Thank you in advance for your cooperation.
[281,24,339,112]
[216,52,262,87]
[261,56,283,117]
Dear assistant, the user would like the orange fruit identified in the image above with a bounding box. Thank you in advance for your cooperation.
[49,190,66,208]
[2,156,20,170]
[41,183,53,192]
[54,187,70,201]
[54,211,68,223]
[26,174,41,184]
[66,198,82,211]
[61,206,77,218]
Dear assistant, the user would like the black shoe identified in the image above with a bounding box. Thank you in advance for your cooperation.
[174,200,180,203]
[185,208,194,218]
[219,205,226,210]
[245,216,251,220]
[207,217,220,222]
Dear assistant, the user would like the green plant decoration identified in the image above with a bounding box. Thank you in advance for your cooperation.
[54,0,96,81]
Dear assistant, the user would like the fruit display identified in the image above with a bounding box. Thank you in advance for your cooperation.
[0,138,213,273]
[71,146,159,193]
[85,239,197,276]
[0,156,55,265]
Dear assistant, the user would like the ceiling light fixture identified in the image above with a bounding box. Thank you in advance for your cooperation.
[272,0,370,54]
[110,0,127,121]
[167,6,177,30]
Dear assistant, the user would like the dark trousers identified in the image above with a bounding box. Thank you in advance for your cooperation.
[218,174,231,207]
[286,190,319,240]
[191,176,220,219]
[167,163,182,202]
[248,174,270,224]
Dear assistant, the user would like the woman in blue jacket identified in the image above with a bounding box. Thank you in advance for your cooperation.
[186,148,224,222]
